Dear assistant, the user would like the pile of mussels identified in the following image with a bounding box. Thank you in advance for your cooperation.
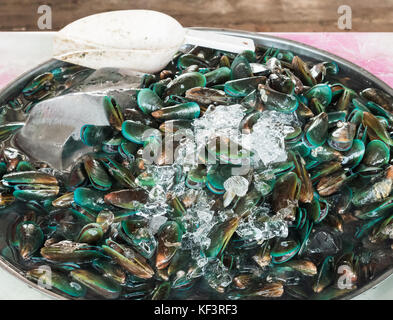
[1,43,393,300]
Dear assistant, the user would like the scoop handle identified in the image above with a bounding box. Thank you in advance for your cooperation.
[184,29,255,53]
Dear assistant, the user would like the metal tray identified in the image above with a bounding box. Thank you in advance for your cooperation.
[0,29,392,300]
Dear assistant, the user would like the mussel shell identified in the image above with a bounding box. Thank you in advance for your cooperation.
[0,122,24,142]
[76,223,103,244]
[40,241,104,263]
[74,187,107,212]
[360,87,393,113]
[102,239,154,279]
[151,282,171,300]
[156,221,183,269]
[303,112,329,148]
[363,140,390,167]
[363,112,393,146]
[137,88,164,114]
[272,171,301,213]
[303,84,332,107]
[205,217,240,258]
[70,269,121,299]
[151,102,200,121]
[313,256,334,293]
[185,87,229,105]
[121,216,157,259]
[204,67,231,86]
[271,239,300,264]
[83,156,112,191]
[258,84,298,113]
[92,259,126,284]
[100,157,137,189]
[165,72,206,96]
[122,120,160,145]
[224,76,267,97]
[328,122,356,152]
[16,221,44,260]
[2,171,58,186]
[52,192,74,208]
[27,268,87,298]
[231,55,253,80]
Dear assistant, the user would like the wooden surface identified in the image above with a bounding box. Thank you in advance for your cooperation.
[0,0,392,31]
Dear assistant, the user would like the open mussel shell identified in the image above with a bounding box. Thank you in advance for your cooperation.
[328,122,356,152]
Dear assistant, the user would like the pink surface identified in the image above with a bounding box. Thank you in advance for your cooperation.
[0,33,393,89]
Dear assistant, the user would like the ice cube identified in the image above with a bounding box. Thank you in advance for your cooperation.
[149,215,168,235]
[223,176,249,196]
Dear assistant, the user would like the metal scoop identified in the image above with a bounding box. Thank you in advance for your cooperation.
[15,10,255,170]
